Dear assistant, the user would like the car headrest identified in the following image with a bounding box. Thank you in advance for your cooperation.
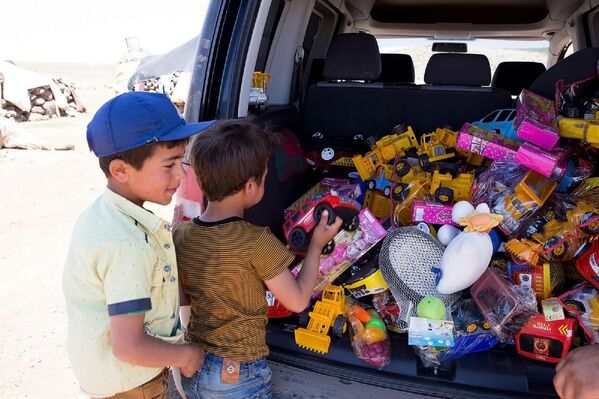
[323,33,381,81]
[379,54,415,83]
[492,61,546,95]
[530,47,599,99]
[424,53,491,86]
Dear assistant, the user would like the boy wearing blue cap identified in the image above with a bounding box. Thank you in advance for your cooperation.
[63,92,213,398]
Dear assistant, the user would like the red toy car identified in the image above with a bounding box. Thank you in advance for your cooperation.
[283,192,360,254]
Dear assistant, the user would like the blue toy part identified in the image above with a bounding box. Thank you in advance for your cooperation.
[557,159,579,193]
[489,228,502,254]
[438,333,499,363]
[472,109,522,142]
[366,167,393,197]
[348,172,367,205]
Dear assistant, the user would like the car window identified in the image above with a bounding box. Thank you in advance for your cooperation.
[377,38,549,84]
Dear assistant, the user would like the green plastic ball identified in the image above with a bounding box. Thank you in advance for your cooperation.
[416,296,446,320]
[365,317,386,331]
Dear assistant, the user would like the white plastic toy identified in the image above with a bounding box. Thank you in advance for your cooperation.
[434,203,503,295]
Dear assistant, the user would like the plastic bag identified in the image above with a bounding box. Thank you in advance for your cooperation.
[471,268,538,342]
[472,161,528,207]
[346,302,391,369]
[559,284,599,344]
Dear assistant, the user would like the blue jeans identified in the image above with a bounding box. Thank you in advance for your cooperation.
[181,353,272,399]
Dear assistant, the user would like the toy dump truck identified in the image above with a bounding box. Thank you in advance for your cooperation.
[353,127,418,181]
[429,170,473,203]
[295,285,347,354]
[417,131,456,168]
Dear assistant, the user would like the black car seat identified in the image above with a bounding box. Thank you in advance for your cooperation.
[492,61,546,96]
[379,53,415,84]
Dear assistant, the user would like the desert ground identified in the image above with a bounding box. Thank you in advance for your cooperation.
[0,45,547,398]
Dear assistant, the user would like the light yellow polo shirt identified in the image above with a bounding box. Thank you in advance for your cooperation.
[63,188,183,398]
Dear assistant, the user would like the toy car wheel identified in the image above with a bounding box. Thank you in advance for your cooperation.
[298,309,310,328]
[564,299,585,313]
[395,160,410,177]
[419,154,430,169]
[288,228,308,252]
[544,210,556,222]
[482,321,491,330]
[393,184,409,201]
[343,215,360,232]
[544,236,567,259]
[332,315,347,337]
[314,203,336,225]
[580,213,599,234]
[466,323,478,333]
[322,239,335,255]
[434,187,454,203]
[383,186,391,197]
[367,180,376,191]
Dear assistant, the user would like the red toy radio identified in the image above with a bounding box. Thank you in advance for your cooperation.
[515,314,578,363]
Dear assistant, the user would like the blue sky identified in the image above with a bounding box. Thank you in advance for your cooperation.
[0,0,209,63]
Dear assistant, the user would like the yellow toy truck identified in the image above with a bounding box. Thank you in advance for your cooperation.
[558,117,599,149]
[429,170,473,203]
[417,131,456,168]
[295,285,348,354]
[352,126,418,181]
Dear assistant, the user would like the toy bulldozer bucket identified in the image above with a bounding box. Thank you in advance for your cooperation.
[294,314,332,354]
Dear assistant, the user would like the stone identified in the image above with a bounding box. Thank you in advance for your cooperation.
[42,100,57,115]
[30,106,44,114]
[32,97,45,106]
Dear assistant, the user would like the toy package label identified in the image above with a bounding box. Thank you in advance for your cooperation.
[514,90,560,151]
[412,200,458,226]
[542,298,565,321]
[514,143,564,178]
[292,208,387,295]
[457,123,519,162]
[408,317,455,348]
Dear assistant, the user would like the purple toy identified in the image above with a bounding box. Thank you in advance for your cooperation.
[514,90,560,150]
[457,123,519,162]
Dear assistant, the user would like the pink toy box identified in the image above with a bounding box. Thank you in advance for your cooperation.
[514,143,567,179]
[412,200,458,226]
[457,123,519,162]
[514,90,560,151]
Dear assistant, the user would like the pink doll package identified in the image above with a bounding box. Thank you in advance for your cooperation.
[412,200,458,226]
[291,208,387,295]
[457,123,520,162]
[514,143,567,179]
[514,90,560,151]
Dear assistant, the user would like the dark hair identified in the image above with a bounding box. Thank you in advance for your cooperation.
[188,120,277,202]
[98,139,188,177]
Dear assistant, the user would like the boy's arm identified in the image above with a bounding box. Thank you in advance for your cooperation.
[265,211,342,312]
[110,314,203,377]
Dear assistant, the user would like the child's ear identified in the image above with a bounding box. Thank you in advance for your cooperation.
[108,159,130,183]
[244,178,257,196]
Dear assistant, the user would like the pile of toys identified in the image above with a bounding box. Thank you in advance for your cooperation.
[269,83,599,370]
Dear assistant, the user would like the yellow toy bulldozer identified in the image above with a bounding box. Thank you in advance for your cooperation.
[294,285,348,354]
[429,170,474,203]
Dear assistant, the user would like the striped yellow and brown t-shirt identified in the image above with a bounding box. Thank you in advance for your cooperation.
[173,217,294,362]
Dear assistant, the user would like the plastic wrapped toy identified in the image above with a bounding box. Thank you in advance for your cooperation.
[514,90,560,151]
[392,174,431,226]
[514,143,567,179]
[412,200,458,226]
[372,290,409,333]
[457,123,520,162]
[291,209,387,295]
[559,284,599,344]
[434,202,503,295]
[507,260,565,300]
[347,302,391,369]
[471,268,538,342]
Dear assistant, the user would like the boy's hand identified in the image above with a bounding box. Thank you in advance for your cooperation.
[180,345,205,378]
[554,345,599,399]
[311,210,343,249]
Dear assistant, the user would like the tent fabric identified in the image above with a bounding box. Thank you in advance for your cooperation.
[127,37,198,89]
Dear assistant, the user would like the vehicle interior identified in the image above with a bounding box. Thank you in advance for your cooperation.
[187,0,599,397]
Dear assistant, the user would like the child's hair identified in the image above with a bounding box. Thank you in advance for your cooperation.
[98,138,188,177]
[188,120,277,202]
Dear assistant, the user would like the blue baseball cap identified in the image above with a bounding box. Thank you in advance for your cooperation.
[87,92,215,157]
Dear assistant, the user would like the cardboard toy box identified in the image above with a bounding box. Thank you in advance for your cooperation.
[457,123,519,162]
[515,315,577,364]
[514,90,560,151]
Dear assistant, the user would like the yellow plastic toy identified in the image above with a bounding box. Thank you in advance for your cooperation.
[352,127,418,181]
[426,127,485,166]
[429,170,473,203]
[417,131,456,168]
[504,171,556,222]
[363,190,393,219]
[295,285,348,354]
[460,212,503,233]
[393,175,431,225]
[558,117,599,149]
